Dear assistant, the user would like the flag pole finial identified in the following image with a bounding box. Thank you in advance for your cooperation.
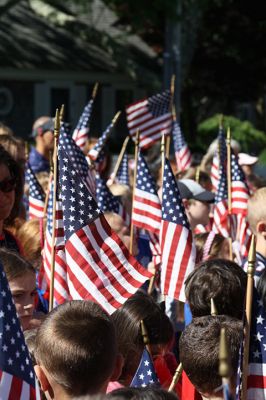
[219,327,231,379]
[168,363,183,392]
[140,320,152,356]
[59,104,65,122]
[211,298,218,316]
[112,111,121,125]
[92,82,99,99]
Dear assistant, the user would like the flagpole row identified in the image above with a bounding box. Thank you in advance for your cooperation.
[109,136,130,185]
[129,131,139,254]
[49,109,60,312]
[242,234,256,400]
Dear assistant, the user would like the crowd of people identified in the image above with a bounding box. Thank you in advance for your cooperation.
[0,112,265,400]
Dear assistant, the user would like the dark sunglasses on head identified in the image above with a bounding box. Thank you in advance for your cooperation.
[0,177,16,193]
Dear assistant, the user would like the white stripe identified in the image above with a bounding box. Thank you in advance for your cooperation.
[160,222,174,292]
[247,388,266,400]
[127,109,150,125]
[134,188,161,208]
[126,99,148,114]
[129,113,171,135]
[132,213,161,231]
[248,363,266,375]
[20,381,30,398]
[0,371,13,399]
[133,198,161,218]
[179,244,196,302]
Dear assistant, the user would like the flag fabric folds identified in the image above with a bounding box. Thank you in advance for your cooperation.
[58,147,152,314]
[126,90,172,149]
[132,151,161,236]
[42,178,69,305]
[72,99,94,151]
[160,158,195,302]
[116,153,130,186]
[59,123,96,196]
[130,348,160,388]
[0,260,38,399]
[172,120,192,172]
[26,164,45,220]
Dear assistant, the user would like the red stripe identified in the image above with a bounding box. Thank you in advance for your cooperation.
[126,97,148,110]
[163,224,182,294]
[174,230,193,298]
[248,374,266,388]
[8,375,23,399]
[130,115,171,138]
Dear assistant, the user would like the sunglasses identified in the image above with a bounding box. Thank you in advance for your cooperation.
[0,177,16,193]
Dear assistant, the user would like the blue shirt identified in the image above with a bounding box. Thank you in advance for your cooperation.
[28,147,50,174]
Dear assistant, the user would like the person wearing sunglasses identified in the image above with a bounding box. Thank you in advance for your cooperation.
[0,145,24,253]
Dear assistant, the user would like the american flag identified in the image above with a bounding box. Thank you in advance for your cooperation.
[116,153,130,186]
[88,119,115,161]
[236,289,266,400]
[130,348,160,388]
[126,90,172,149]
[213,130,229,238]
[172,120,192,172]
[160,158,196,302]
[59,123,96,196]
[95,173,130,225]
[42,177,69,305]
[72,99,94,151]
[0,260,38,399]
[148,232,161,268]
[26,163,45,220]
[58,147,152,314]
[132,151,161,236]
[211,125,226,192]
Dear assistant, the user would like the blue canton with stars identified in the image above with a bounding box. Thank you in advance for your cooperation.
[26,163,45,201]
[59,123,91,181]
[215,127,227,204]
[162,158,190,229]
[117,153,130,186]
[172,120,186,151]
[58,147,101,242]
[130,348,160,388]
[147,90,171,117]
[248,288,266,365]
[96,174,121,213]
[74,99,93,133]
[231,152,248,187]
[91,121,114,160]
[136,152,157,194]
[0,260,35,387]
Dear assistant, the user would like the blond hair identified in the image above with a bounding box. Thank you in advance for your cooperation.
[247,187,266,233]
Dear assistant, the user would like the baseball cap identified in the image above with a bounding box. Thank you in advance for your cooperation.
[177,178,215,203]
[238,153,258,166]
[31,118,54,138]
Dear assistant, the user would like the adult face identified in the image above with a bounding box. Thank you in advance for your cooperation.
[0,163,15,222]
[41,130,54,152]
[9,271,37,331]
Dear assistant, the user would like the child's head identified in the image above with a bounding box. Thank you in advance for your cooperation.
[247,187,266,235]
[195,232,230,263]
[35,300,118,398]
[17,219,43,270]
[0,248,36,330]
[111,291,174,386]
[179,315,242,398]
[185,259,247,319]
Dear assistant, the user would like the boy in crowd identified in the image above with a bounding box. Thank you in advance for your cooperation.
[179,315,243,400]
[246,187,266,285]
[34,300,122,399]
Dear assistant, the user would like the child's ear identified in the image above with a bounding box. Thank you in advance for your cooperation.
[182,199,189,210]
[34,365,53,395]
[257,221,266,237]
[110,353,124,382]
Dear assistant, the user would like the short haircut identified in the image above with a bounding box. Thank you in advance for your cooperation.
[185,259,247,319]
[17,219,43,270]
[0,248,35,281]
[179,315,243,394]
[111,291,174,383]
[247,187,266,233]
[35,300,117,396]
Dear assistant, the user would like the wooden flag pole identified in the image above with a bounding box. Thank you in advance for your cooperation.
[49,109,60,312]
[140,319,152,356]
[112,110,121,125]
[109,136,130,185]
[43,151,53,217]
[219,327,233,398]
[166,76,175,159]
[129,131,139,254]
[59,104,65,122]
[168,363,183,392]
[242,234,256,400]
[161,133,166,184]
[226,126,233,260]
[92,82,99,99]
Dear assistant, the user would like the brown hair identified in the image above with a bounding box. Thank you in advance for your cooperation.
[185,259,247,319]
[111,291,174,385]
[179,315,242,395]
[17,219,44,270]
[35,300,117,396]
[0,248,35,281]
[195,232,226,263]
